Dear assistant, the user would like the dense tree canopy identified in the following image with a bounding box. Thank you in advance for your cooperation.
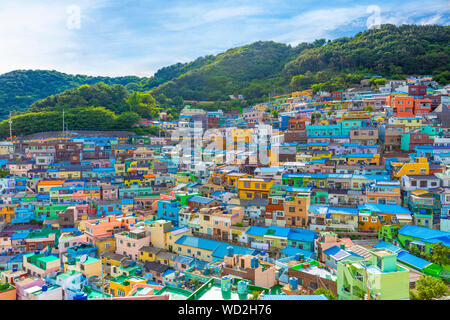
[0,70,145,119]
[410,276,448,300]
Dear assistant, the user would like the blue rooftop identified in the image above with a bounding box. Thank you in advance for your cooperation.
[187,196,215,204]
[288,228,317,242]
[373,241,404,254]
[399,225,450,243]
[281,246,314,258]
[397,251,432,270]
[175,235,222,251]
[212,244,258,260]
[359,204,412,215]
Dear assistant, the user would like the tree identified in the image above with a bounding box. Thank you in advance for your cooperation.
[413,276,448,300]
[313,288,337,300]
[126,92,159,119]
[114,112,140,130]
[428,242,450,267]
[364,105,374,112]
[248,290,260,300]
[0,169,9,178]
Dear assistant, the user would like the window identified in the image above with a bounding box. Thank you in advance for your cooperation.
[377,257,382,269]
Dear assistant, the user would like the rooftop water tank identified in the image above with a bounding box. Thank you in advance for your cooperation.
[226,246,234,257]
[41,285,48,292]
[34,251,40,255]
[221,276,231,293]
[251,257,259,269]
[237,281,247,295]
[73,292,88,300]
[289,277,298,291]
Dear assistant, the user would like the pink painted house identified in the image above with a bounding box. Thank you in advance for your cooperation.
[115,229,150,261]
[212,207,244,242]
[84,215,144,244]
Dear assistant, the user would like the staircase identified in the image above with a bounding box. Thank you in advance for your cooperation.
[347,245,373,260]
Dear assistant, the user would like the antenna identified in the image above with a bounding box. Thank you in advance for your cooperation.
[80,254,87,264]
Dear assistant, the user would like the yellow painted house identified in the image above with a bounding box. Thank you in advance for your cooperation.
[291,90,313,100]
[391,117,422,131]
[245,227,288,250]
[64,256,102,278]
[0,204,18,223]
[310,151,333,161]
[237,177,274,200]
[126,161,151,175]
[139,246,161,263]
[108,275,147,297]
[228,128,254,151]
[171,236,217,262]
[146,219,192,251]
[37,180,65,194]
[124,176,145,187]
[391,157,429,179]
[114,162,126,176]
[224,172,253,188]
[56,170,82,179]
[346,154,380,166]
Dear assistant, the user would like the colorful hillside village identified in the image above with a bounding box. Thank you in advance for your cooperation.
[1,77,450,301]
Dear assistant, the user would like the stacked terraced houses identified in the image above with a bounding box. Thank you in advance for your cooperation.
[0,76,449,300]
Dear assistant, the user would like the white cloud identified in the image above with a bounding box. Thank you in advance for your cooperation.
[272,6,370,45]
[418,14,443,25]
[161,5,264,31]
[0,0,448,77]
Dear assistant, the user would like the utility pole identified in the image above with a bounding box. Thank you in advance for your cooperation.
[102,262,105,299]
[8,111,12,140]
[62,109,65,137]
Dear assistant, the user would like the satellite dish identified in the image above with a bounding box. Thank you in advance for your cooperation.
[80,254,88,264]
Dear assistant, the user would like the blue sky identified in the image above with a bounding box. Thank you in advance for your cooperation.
[0,0,448,77]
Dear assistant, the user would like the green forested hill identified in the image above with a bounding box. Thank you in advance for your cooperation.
[0,70,147,119]
[150,24,450,100]
[283,24,450,80]
[149,41,305,101]
[0,24,449,134]
[0,83,162,139]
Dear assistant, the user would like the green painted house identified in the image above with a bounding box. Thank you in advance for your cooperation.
[337,249,410,300]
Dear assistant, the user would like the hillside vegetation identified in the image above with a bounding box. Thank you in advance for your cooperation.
[0,24,449,137]
[0,70,146,119]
